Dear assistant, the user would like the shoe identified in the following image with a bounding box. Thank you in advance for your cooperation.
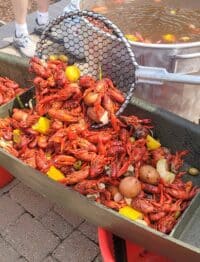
[13,33,36,58]
[63,0,80,14]
[34,18,48,35]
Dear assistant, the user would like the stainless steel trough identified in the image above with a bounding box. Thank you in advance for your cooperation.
[0,53,199,262]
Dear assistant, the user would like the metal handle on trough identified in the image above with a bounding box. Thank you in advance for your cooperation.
[136,66,200,85]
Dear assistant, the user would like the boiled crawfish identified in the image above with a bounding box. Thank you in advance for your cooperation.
[60,166,90,185]
[0,56,197,237]
[0,77,26,105]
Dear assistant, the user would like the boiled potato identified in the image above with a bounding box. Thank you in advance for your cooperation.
[139,165,160,185]
[119,177,141,198]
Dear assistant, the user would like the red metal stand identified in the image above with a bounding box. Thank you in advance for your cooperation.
[98,228,116,262]
[125,239,170,262]
[0,166,14,188]
[98,228,171,262]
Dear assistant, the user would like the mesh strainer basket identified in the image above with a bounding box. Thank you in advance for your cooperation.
[36,10,200,116]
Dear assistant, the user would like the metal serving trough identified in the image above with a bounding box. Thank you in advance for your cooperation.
[0,53,200,261]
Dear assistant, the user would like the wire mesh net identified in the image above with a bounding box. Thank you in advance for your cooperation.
[36,10,138,115]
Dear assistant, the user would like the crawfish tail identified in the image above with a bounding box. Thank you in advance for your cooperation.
[60,166,90,185]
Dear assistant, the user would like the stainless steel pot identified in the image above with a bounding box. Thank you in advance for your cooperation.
[128,42,200,74]
[67,0,200,74]
[64,0,200,123]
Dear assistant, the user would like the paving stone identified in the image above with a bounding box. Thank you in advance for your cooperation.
[17,257,28,262]
[94,254,103,262]
[78,220,98,243]
[40,210,73,240]
[42,255,58,262]
[54,205,84,228]
[0,235,20,262]
[53,231,99,262]
[4,213,60,262]
[0,178,20,196]
[9,183,53,218]
[0,195,24,233]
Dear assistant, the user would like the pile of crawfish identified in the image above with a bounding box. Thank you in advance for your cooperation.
[0,56,198,234]
[0,77,26,106]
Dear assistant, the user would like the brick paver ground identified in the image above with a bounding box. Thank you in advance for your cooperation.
[0,179,102,262]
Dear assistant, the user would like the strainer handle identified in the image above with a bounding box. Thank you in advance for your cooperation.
[136,66,200,85]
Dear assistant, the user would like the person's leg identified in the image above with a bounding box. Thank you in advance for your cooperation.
[37,0,49,12]
[36,0,49,25]
[12,0,36,57]
[11,0,29,36]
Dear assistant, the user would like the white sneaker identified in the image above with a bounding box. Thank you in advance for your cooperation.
[13,33,36,57]
[34,18,48,35]
[63,0,80,13]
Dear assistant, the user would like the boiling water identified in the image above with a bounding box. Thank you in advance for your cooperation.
[81,0,200,43]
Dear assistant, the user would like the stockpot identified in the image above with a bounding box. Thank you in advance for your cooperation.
[64,0,200,123]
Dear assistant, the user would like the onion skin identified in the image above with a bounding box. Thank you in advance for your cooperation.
[87,107,109,124]
[139,165,160,185]
[108,185,123,202]
[114,192,123,202]
[156,159,175,184]
[83,92,99,106]
[119,177,141,198]
[87,107,101,123]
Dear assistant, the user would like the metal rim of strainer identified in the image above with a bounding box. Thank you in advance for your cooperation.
[36,10,140,126]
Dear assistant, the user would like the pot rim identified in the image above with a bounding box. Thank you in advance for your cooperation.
[80,14,200,51]
[75,0,200,49]
[129,40,200,49]
[77,0,200,50]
